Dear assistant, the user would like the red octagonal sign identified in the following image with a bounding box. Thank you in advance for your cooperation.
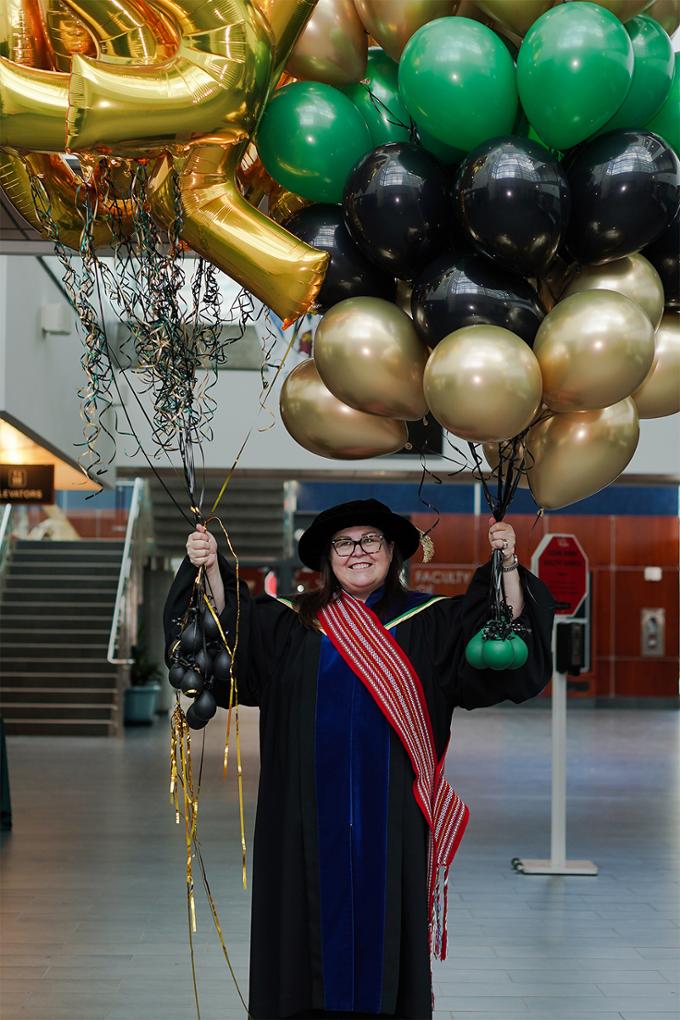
[532,534,589,617]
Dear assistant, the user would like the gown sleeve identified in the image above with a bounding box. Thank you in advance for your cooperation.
[162,553,298,708]
[429,560,556,712]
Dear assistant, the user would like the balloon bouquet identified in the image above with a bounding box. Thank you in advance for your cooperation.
[260,0,680,516]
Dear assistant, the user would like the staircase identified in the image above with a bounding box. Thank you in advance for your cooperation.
[0,540,124,736]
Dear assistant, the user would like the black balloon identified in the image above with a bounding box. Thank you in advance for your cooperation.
[181,668,203,697]
[642,207,680,309]
[455,137,570,277]
[201,606,221,642]
[194,647,213,679]
[168,663,184,690]
[179,618,201,655]
[411,253,546,347]
[192,689,218,723]
[186,703,210,730]
[565,131,680,265]
[284,205,395,311]
[343,142,451,279]
[213,647,232,680]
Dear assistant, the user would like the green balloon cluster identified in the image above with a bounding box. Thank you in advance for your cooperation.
[398,17,517,153]
[645,53,680,157]
[342,49,411,148]
[465,630,529,671]
[256,82,372,203]
[603,16,674,133]
[517,2,634,151]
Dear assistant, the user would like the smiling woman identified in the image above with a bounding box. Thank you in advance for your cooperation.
[164,498,555,1019]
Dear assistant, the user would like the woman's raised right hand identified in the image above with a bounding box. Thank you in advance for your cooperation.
[186,524,217,569]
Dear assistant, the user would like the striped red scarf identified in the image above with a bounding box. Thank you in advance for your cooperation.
[318,590,469,960]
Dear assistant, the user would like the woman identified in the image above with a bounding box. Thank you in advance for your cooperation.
[164,498,555,1020]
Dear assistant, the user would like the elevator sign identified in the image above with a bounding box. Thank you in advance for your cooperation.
[532,534,589,618]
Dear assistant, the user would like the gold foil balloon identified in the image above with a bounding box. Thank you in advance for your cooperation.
[561,254,665,330]
[286,0,367,85]
[1,0,51,68]
[354,0,453,62]
[526,398,640,509]
[646,0,680,33]
[314,297,429,420]
[39,0,96,71]
[66,0,275,154]
[534,290,655,413]
[633,312,680,418]
[267,182,309,224]
[423,324,543,442]
[475,0,553,35]
[57,0,177,62]
[0,61,69,151]
[149,145,328,323]
[280,358,408,459]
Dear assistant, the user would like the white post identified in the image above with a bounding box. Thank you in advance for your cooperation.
[550,670,567,871]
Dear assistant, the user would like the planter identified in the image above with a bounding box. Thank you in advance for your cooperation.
[124,684,161,726]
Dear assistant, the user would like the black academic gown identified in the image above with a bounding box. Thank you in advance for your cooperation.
[164,558,555,1020]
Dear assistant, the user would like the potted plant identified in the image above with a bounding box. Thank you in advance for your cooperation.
[123,636,163,726]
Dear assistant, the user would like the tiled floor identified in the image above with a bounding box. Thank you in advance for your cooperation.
[1,706,678,1020]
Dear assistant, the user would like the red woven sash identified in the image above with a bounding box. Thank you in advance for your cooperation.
[318,591,469,960]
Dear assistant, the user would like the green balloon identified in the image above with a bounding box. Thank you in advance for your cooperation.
[398,17,517,154]
[482,638,515,671]
[343,49,411,147]
[416,123,464,165]
[517,3,634,151]
[645,54,680,157]
[465,629,487,669]
[603,16,674,132]
[257,82,373,203]
[509,635,529,669]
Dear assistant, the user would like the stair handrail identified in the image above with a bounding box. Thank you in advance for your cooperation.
[0,504,13,577]
[107,478,152,665]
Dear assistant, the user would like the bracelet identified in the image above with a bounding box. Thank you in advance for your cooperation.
[501,554,519,573]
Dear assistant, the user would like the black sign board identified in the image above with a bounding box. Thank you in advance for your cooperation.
[0,464,55,504]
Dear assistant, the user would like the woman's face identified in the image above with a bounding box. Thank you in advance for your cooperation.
[329,524,394,600]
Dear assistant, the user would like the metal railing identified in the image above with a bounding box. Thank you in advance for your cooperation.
[107,478,154,666]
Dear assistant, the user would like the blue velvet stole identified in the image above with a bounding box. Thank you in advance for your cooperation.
[315,588,435,1011]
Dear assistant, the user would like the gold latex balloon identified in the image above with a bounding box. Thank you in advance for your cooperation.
[562,254,665,330]
[354,0,453,62]
[149,144,328,324]
[250,0,319,78]
[286,0,367,86]
[571,1,656,22]
[314,297,429,420]
[1,0,51,68]
[39,0,96,72]
[423,324,543,442]
[645,0,680,33]
[526,398,640,510]
[534,290,655,413]
[280,358,409,459]
[475,0,553,35]
[0,60,69,151]
[633,312,680,419]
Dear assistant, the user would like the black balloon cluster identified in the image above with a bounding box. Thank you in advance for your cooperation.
[285,130,680,342]
[168,602,230,730]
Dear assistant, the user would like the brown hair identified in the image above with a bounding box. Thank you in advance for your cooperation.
[296,544,407,629]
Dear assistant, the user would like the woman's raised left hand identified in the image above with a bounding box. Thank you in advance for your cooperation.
[488,517,516,563]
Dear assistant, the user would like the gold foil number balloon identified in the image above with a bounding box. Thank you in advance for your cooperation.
[526,397,640,509]
[632,312,680,418]
[561,253,665,330]
[423,324,543,442]
[314,297,429,421]
[280,358,409,459]
[534,290,655,413]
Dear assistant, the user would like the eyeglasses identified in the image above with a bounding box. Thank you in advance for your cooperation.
[330,533,385,558]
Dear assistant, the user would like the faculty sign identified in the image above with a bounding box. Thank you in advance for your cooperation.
[0,464,54,504]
